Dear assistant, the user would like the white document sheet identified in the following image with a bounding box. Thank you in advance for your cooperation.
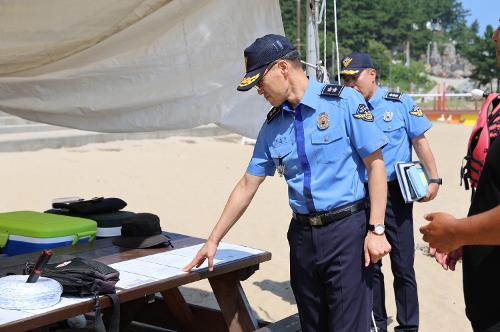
[137,251,220,270]
[115,270,158,289]
[23,296,91,315]
[0,308,34,325]
[167,243,205,258]
[170,242,264,263]
[111,241,264,285]
[110,259,185,280]
[0,296,90,327]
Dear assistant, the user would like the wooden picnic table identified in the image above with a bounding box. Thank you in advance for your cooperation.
[0,232,272,332]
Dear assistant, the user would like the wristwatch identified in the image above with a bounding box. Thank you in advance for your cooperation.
[368,224,385,235]
[429,178,443,185]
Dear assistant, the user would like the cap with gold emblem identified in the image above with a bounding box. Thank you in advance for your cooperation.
[340,52,374,76]
[237,34,297,92]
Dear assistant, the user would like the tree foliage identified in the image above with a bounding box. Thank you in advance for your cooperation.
[388,61,435,92]
[279,0,497,91]
[461,25,499,91]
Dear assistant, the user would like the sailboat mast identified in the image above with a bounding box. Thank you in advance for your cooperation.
[305,0,320,78]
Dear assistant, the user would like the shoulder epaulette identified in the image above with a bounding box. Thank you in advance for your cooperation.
[321,84,344,97]
[266,106,282,124]
[384,91,402,101]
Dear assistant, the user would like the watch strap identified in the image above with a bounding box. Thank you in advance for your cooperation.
[429,178,443,185]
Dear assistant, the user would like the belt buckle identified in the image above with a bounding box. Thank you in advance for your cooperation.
[309,215,323,226]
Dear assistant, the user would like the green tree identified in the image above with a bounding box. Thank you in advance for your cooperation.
[384,61,434,92]
[463,25,499,91]
[365,40,391,82]
[280,0,469,58]
[279,0,493,90]
[451,20,479,55]
[279,0,306,55]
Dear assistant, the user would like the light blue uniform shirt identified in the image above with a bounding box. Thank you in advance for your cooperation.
[247,79,388,214]
[366,87,432,182]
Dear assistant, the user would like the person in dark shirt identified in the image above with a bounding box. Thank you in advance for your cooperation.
[420,23,500,332]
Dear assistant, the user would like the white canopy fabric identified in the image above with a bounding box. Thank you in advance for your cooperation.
[0,0,284,138]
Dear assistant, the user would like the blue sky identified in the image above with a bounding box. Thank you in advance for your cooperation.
[460,0,499,36]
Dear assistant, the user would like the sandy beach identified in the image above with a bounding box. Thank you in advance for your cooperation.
[1,121,474,331]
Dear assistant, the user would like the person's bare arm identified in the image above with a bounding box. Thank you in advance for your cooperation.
[420,205,500,253]
[183,172,265,271]
[363,149,391,266]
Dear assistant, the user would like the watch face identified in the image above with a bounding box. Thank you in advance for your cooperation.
[374,224,385,235]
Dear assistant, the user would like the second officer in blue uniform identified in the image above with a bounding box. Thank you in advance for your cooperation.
[341,52,441,332]
[184,35,392,332]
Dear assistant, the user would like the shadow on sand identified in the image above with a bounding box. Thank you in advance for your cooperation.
[253,279,296,305]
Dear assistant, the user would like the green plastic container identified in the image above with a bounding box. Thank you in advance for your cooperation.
[0,211,97,256]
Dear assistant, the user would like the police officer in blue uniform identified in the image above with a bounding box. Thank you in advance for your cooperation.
[184,35,392,332]
[340,52,441,332]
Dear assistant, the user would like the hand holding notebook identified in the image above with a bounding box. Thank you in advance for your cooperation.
[395,161,429,203]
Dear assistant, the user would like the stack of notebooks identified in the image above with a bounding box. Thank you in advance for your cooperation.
[394,161,429,203]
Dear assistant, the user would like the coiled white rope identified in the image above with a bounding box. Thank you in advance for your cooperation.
[0,275,62,310]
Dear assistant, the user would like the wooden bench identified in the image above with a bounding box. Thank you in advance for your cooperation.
[255,313,301,332]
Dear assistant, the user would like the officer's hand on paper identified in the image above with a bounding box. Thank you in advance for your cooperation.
[364,232,391,267]
[183,240,218,272]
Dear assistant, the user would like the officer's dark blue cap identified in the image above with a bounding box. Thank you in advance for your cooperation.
[237,34,296,91]
[340,52,374,76]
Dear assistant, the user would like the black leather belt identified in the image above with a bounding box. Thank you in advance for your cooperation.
[293,200,366,226]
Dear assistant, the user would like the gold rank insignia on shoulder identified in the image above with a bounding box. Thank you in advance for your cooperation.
[317,112,329,130]
[409,105,423,117]
[321,84,344,97]
[266,106,282,124]
[384,91,402,101]
[353,104,374,122]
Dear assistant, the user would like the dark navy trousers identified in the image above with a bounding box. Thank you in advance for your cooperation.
[372,182,418,332]
[288,209,373,332]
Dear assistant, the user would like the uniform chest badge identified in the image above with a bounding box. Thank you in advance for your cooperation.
[383,111,393,122]
[317,112,329,130]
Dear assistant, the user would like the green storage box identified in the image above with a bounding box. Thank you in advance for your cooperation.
[0,211,97,256]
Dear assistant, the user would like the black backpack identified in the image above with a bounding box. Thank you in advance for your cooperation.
[26,256,119,296]
[25,255,120,332]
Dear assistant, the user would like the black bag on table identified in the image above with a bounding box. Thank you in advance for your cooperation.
[52,197,127,215]
[25,255,120,332]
